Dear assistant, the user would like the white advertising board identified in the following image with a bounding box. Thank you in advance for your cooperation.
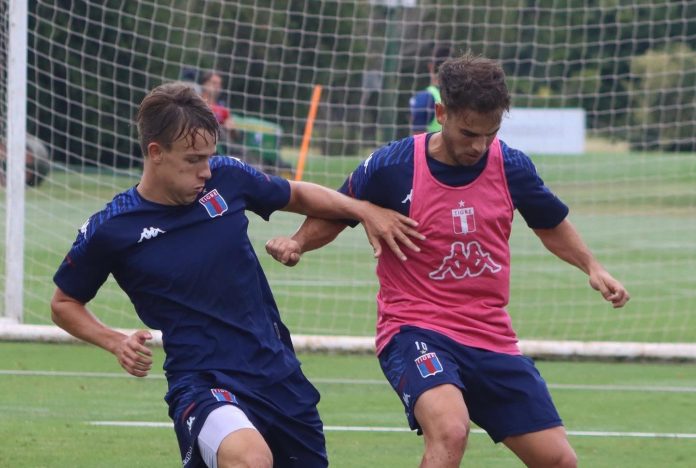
[497,108,586,155]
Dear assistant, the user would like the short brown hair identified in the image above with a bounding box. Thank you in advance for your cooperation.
[136,82,219,156]
[438,54,511,115]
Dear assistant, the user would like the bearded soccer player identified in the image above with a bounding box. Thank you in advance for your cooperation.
[50,82,422,468]
[266,54,630,468]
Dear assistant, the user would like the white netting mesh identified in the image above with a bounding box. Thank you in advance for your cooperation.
[1,1,695,353]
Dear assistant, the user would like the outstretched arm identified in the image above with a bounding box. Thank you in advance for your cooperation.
[281,180,424,262]
[50,288,153,377]
[533,218,630,308]
[266,216,347,266]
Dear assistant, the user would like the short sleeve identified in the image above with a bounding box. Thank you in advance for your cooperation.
[503,144,569,229]
[241,166,291,220]
[210,156,291,220]
[53,220,113,303]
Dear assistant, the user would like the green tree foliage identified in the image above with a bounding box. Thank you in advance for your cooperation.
[629,44,696,151]
[24,0,696,165]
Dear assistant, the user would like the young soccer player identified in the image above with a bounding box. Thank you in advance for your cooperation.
[266,54,630,467]
[50,82,422,468]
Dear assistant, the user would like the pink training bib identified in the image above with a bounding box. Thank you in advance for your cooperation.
[375,133,520,355]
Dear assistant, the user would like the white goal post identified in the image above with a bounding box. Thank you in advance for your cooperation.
[2,1,696,360]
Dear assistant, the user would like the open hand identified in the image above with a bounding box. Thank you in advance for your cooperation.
[360,203,425,261]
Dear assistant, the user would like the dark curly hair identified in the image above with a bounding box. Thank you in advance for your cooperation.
[438,54,510,115]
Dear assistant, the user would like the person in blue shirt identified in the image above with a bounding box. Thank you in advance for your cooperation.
[409,46,451,134]
[50,82,422,468]
[267,54,630,468]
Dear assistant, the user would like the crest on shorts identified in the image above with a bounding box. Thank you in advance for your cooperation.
[199,189,228,218]
[210,388,238,403]
[414,352,443,378]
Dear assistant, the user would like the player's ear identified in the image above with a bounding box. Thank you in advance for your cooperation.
[147,142,164,163]
[435,102,446,125]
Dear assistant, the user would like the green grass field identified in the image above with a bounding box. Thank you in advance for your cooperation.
[1,342,695,467]
[1,147,695,466]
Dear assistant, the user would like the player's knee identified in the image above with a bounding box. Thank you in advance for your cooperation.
[556,448,578,468]
[217,446,272,468]
[443,420,470,454]
[425,418,470,455]
[216,430,273,468]
[544,446,577,468]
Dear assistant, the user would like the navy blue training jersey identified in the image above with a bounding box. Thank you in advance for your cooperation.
[340,133,569,229]
[53,156,299,384]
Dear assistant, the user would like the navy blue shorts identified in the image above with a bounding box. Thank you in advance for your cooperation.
[378,326,562,443]
[165,368,327,468]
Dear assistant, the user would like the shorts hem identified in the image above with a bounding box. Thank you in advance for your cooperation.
[489,420,564,444]
[407,382,466,433]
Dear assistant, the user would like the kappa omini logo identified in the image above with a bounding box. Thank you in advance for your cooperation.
[199,188,228,218]
[186,416,195,434]
[363,153,374,172]
[79,218,90,235]
[452,200,475,234]
[401,188,413,204]
[138,227,166,243]
[429,241,501,280]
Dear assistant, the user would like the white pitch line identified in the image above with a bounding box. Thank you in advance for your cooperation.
[3,370,696,393]
[87,421,696,439]
[0,369,165,379]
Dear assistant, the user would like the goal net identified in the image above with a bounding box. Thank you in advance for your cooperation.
[2,0,695,358]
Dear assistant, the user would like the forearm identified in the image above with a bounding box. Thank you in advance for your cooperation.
[285,181,371,223]
[533,218,603,275]
[50,289,127,355]
[535,219,630,308]
[291,216,347,253]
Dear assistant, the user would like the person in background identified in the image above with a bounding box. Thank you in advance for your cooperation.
[409,46,452,134]
[199,70,237,141]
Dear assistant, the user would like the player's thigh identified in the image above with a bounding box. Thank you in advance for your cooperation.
[198,404,272,468]
[379,327,466,432]
[216,429,273,468]
[414,383,470,441]
[502,426,577,468]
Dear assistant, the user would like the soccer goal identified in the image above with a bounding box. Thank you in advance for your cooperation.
[2,0,695,359]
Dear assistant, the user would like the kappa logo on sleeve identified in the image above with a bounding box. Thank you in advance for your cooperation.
[79,218,90,235]
[199,189,228,218]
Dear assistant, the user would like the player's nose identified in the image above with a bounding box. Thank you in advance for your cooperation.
[471,136,487,154]
[199,162,212,180]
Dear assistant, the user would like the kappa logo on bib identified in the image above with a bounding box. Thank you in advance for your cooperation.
[430,241,501,280]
